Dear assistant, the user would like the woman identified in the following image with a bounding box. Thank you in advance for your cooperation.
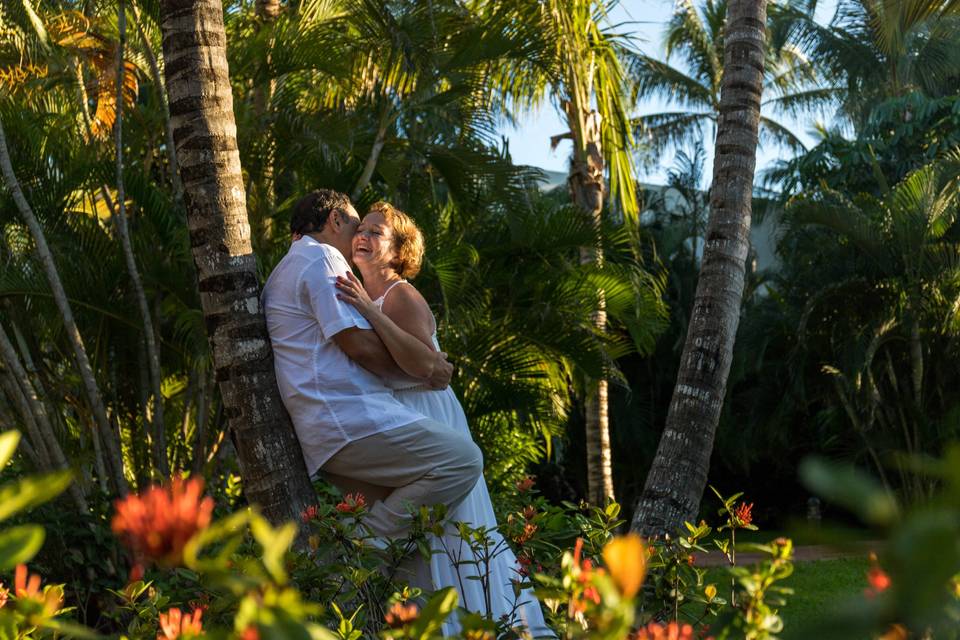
[335,201,552,638]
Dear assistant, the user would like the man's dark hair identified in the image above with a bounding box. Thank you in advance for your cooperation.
[290,189,352,235]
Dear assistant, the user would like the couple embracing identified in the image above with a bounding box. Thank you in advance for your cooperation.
[261,189,551,637]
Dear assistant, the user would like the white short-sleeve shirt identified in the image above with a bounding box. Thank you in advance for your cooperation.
[262,237,425,475]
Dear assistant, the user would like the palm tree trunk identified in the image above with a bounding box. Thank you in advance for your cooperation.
[115,0,170,478]
[351,104,392,201]
[159,0,316,525]
[568,107,615,506]
[0,117,129,496]
[632,0,767,536]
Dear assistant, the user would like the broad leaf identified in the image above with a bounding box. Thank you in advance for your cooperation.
[0,524,44,570]
[0,470,73,523]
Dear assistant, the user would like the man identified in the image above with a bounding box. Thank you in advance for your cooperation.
[262,189,482,539]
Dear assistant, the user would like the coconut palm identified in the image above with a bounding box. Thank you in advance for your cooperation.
[790,0,960,130]
[475,0,641,505]
[156,0,317,525]
[629,0,827,155]
[633,0,769,536]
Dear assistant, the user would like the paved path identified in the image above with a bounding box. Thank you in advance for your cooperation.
[692,541,879,567]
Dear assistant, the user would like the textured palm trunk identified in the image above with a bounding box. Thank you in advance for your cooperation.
[632,0,767,536]
[568,107,614,506]
[0,118,129,495]
[159,0,316,524]
[115,0,170,478]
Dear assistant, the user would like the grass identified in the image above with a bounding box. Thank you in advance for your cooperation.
[778,557,870,639]
[704,556,871,639]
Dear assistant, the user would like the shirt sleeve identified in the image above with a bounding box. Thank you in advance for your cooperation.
[300,255,372,339]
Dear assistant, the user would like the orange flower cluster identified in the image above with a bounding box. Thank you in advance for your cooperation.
[385,601,419,628]
[516,476,535,493]
[514,521,538,545]
[632,621,704,640]
[13,564,63,615]
[301,505,319,523]
[111,477,214,567]
[335,493,367,514]
[733,502,753,526]
[157,607,203,640]
[569,538,604,616]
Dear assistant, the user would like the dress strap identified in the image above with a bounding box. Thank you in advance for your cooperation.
[374,279,409,308]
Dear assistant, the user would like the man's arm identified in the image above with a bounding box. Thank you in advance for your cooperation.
[333,327,452,387]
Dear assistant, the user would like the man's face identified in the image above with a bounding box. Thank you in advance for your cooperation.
[336,204,362,258]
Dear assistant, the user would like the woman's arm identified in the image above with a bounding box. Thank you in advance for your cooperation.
[335,274,443,380]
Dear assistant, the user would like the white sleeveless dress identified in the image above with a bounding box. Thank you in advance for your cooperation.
[375,281,552,638]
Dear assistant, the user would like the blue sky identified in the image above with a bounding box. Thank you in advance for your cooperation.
[499,0,838,186]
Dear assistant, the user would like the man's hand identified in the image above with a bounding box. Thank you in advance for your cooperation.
[428,352,453,389]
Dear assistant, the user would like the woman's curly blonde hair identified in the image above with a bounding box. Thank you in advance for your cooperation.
[367,201,425,279]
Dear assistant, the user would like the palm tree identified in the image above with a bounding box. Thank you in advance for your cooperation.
[791,0,960,130]
[158,0,316,524]
[784,155,960,500]
[483,0,641,505]
[632,0,769,536]
[630,0,825,155]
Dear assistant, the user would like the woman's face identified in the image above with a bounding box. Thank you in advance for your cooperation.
[352,212,397,271]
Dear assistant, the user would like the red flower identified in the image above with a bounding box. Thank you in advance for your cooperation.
[516,476,535,493]
[522,505,537,521]
[864,566,892,598]
[335,493,367,514]
[583,585,601,604]
[515,521,538,545]
[385,602,419,628]
[240,625,260,640]
[733,502,753,526]
[517,554,532,576]
[632,621,703,640]
[157,607,203,640]
[112,476,214,567]
[14,564,41,600]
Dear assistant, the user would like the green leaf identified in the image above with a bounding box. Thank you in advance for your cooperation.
[251,514,296,585]
[408,587,458,640]
[0,431,20,470]
[41,619,104,639]
[0,525,44,570]
[0,470,73,522]
[799,457,899,526]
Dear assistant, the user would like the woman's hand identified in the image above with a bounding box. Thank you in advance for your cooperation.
[335,272,379,319]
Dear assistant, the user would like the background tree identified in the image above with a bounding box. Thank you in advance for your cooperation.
[484,0,641,505]
[633,0,769,536]
[629,0,824,155]
[157,0,316,524]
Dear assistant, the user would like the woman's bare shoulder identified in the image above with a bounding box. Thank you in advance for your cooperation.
[382,282,436,333]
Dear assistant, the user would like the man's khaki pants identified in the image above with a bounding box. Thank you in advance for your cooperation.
[321,418,483,539]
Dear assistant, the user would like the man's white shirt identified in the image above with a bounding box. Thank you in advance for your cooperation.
[262,237,424,475]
